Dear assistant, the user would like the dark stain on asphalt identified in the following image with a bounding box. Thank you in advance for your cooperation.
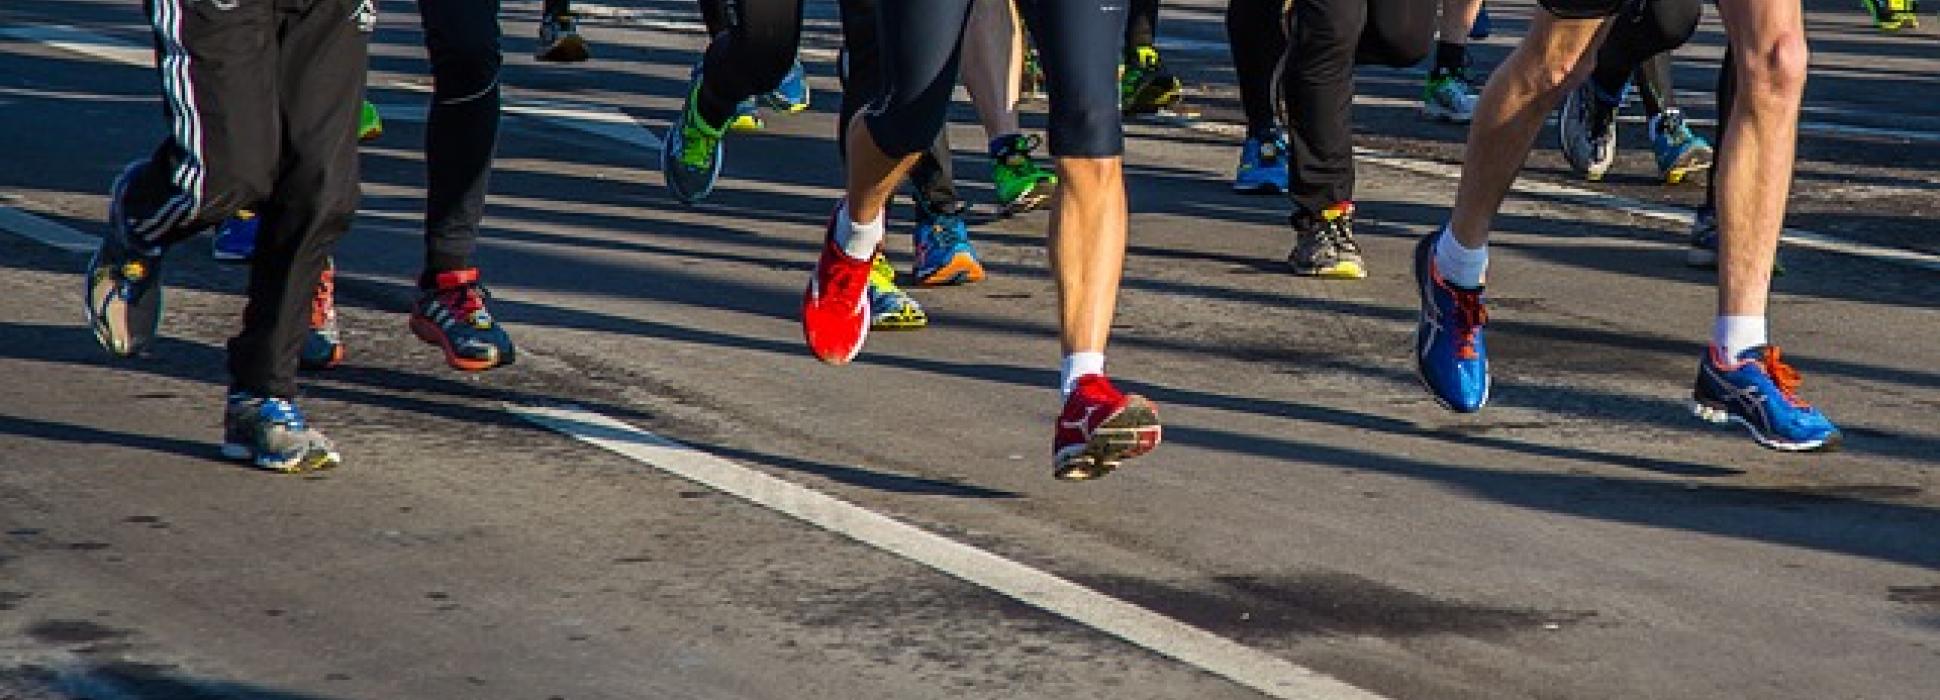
[67,541,111,551]
[1889,585,1940,606]
[8,528,43,536]
[0,590,29,610]
[613,555,655,564]
[1074,572,1597,642]
[426,591,451,600]
[124,515,170,529]
[26,618,131,645]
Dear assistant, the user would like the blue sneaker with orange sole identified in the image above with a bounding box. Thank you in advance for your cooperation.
[1412,233,1490,412]
[910,202,985,286]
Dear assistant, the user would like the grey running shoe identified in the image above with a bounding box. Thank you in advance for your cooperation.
[222,393,342,473]
[1558,82,1618,181]
[85,161,167,357]
[1287,203,1367,279]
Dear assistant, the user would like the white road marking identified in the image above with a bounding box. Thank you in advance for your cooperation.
[0,24,154,68]
[512,403,1386,700]
[0,206,99,253]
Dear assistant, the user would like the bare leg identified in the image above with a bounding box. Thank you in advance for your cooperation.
[961,0,1024,139]
[844,118,923,223]
[1049,157,1127,355]
[1447,13,1608,247]
[1712,0,1805,317]
[1438,0,1483,44]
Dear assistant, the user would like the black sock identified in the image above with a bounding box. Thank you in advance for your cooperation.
[1433,42,1468,76]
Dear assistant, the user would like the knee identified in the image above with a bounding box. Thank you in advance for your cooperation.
[1047,102,1122,158]
[429,38,502,100]
[1738,32,1809,100]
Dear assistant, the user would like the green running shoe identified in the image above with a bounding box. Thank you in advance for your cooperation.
[1861,0,1919,31]
[1120,45,1182,115]
[359,100,382,142]
[868,253,927,330]
[663,67,728,204]
[989,134,1057,216]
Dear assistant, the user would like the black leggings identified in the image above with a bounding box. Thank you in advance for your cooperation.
[863,0,1126,159]
[694,0,803,127]
[837,0,960,211]
[1127,0,1161,50]
[1232,0,1432,214]
[1586,0,1701,115]
[1226,0,1285,135]
[419,0,502,278]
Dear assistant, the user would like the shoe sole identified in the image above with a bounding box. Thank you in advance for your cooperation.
[359,125,383,143]
[1420,105,1472,124]
[871,316,928,331]
[1690,399,1841,452]
[410,315,504,372]
[1289,260,1368,280]
[1054,396,1162,482]
[223,442,343,473]
[727,115,765,132]
[1124,82,1183,116]
[1232,180,1284,195]
[299,344,346,371]
[1000,184,1054,217]
[916,254,986,287]
[1661,146,1713,185]
[537,35,590,63]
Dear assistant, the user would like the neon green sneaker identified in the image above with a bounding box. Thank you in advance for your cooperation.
[1120,45,1182,115]
[663,68,728,204]
[1862,0,1919,30]
[359,100,382,142]
[989,134,1057,216]
[868,253,927,330]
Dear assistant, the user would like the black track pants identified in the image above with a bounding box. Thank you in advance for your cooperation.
[1127,0,1161,49]
[1226,0,1285,135]
[694,0,805,127]
[1586,0,1701,114]
[119,0,369,398]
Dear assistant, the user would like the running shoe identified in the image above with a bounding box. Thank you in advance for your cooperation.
[222,392,342,473]
[300,258,345,370]
[1287,202,1367,279]
[1053,374,1161,481]
[1685,205,1787,274]
[910,202,985,286]
[727,98,765,132]
[663,68,727,204]
[1650,107,1713,185]
[359,100,383,143]
[1120,45,1183,115]
[536,12,591,62]
[1861,0,1920,30]
[1022,49,1046,100]
[1557,81,1618,182]
[1412,233,1490,413]
[1469,4,1492,39]
[990,134,1057,216]
[802,209,875,364]
[85,162,167,358]
[211,209,258,263]
[1692,345,1841,451]
[409,268,516,372]
[869,253,928,331]
[763,58,811,113]
[1421,68,1479,124]
[1233,129,1289,194]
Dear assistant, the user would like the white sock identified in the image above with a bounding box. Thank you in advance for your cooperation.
[835,203,885,261]
[1059,352,1106,398]
[1433,225,1489,288]
[1713,315,1768,361]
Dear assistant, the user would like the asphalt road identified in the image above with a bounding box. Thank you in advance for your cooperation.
[1,0,1937,698]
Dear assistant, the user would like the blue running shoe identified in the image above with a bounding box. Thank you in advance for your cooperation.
[663,66,727,204]
[211,209,258,263]
[85,161,168,358]
[1692,345,1841,452]
[1650,108,1713,185]
[222,392,342,473]
[1412,234,1490,412]
[763,58,811,113]
[910,202,985,286]
[1469,4,1492,39]
[1233,129,1289,194]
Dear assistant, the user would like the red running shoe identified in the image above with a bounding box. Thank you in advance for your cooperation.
[1053,374,1162,481]
[802,209,875,364]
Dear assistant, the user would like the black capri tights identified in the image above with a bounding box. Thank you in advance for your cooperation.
[863,0,1126,158]
[695,0,804,127]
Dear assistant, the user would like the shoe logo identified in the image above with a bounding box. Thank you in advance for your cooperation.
[1060,406,1100,435]
[352,0,377,32]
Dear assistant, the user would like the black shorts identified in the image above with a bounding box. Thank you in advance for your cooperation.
[1540,0,1643,19]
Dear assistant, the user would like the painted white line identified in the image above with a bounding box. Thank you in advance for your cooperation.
[511,403,1385,700]
[0,206,98,253]
[0,24,153,68]
[377,83,663,153]
[1168,115,1940,273]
